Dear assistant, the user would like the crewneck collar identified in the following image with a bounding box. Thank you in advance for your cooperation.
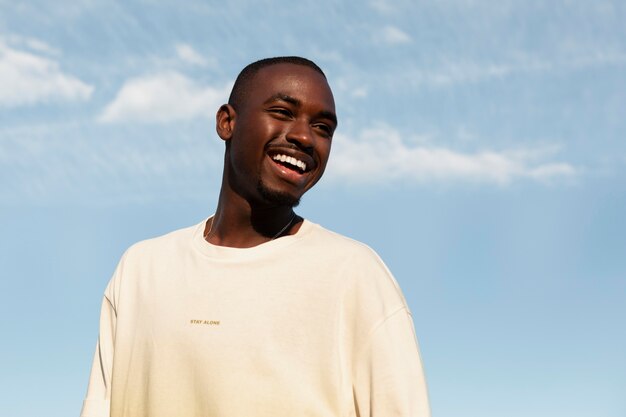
[191,216,314,262]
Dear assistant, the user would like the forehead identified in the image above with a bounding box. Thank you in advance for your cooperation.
[245,63,335,110]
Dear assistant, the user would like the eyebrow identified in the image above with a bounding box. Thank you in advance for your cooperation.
[264,93,338,126]
[264,93,301,107]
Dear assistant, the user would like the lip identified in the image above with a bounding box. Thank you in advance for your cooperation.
[266,153,311,186]
[266,146,315,172]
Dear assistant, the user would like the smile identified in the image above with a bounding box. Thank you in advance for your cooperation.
[271,153,307,173]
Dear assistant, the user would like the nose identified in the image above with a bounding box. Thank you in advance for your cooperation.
[286,118,314,152]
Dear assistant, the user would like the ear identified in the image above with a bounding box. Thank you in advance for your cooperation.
[216,104,236,141]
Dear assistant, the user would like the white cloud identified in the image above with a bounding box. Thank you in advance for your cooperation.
[98,72,232,123]
[175,43,212,67]
[351,87,368,98]
[377,26,412,45]
[2,34,60,55]
[326,126,576,185]
[0,40,93,107]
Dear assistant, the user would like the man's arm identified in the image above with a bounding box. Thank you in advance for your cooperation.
[80,295,116,417]
[352,307,431,417]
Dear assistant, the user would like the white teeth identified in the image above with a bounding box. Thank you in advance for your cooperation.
[272,154,307,172]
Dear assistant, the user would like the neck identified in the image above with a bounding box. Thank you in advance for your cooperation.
[206,190,301,248]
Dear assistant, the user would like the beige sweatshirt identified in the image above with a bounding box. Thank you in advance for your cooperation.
[81,219,430,417]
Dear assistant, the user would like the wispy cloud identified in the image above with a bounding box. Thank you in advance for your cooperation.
[326,126,576,185]
[369,0,392,13]
[0,38,93,107]
[98,72,232,123]
[0,123,224,204]
[2,34,60,55]
[369,0,404,14]
[175,43,213,67]
[382,49,626,90]
[376,25,412,45]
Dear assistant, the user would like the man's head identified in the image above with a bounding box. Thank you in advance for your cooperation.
[228,57,327,112]
[217,57,337,208]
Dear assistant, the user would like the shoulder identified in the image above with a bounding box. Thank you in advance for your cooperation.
[305,223,395,280]
[305,221,383,261]
[308,224,411,342]
[123,221,199,262]
[306,222,408,310]
[104,221,200,301]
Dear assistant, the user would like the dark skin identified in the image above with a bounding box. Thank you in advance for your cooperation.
[205,63,338,248]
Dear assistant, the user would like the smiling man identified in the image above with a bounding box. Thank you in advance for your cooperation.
[81,57,430,417]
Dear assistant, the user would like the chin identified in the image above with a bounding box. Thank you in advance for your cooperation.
[257,180,301,207]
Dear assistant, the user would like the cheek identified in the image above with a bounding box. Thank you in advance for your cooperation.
[318,141,332,167]
[227,142,256,179]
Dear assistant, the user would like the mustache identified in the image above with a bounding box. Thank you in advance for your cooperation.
[265,141,313,156]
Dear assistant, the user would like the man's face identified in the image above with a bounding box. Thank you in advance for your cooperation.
[223,63,337,207]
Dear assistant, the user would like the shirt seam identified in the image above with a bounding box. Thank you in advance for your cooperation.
[353,305,409,383]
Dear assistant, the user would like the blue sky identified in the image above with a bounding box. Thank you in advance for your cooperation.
[1,1,625,416]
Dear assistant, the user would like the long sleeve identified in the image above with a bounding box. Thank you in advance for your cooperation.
[80,294,116,417]
[352,307,431,417]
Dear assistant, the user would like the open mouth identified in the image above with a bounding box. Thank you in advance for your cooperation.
[271,153,307,174]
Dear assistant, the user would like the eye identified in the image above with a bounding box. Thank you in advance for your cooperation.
[313,123,334,138]
[268,107,293,119]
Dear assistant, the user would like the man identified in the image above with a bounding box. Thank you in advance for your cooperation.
[81,56,430,417]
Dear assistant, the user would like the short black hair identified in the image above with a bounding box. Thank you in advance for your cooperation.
[228,56,326,111]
